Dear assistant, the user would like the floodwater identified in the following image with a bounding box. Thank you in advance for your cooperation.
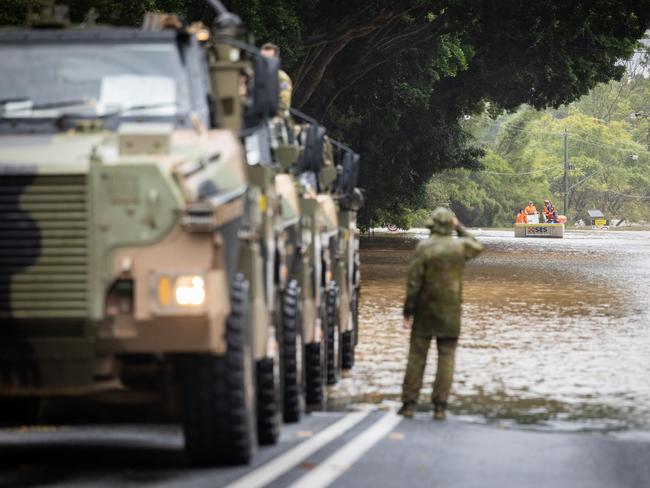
[330,229,650,432]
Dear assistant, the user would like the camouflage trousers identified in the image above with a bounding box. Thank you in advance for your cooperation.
[401,334,458,408]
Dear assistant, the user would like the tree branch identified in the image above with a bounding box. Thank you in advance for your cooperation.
[291,6,435,108]
[313,24,443,115]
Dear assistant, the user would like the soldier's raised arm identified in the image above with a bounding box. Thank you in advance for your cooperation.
[403,246,426,319]
[457,223,484,260]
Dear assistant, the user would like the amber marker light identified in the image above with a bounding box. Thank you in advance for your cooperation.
[158,276,172,306]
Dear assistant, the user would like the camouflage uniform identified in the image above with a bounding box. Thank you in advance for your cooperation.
[401,208,483,416]
[278,69,293,112]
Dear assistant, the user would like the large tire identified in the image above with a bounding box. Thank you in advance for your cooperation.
[305,341,324,407]
[326,283,340,385]
[282,279,303,423]
[342,285,360,369]
[177,274,256,466]
[306,289,328,408]
[341,330,355,370]
[352,286,360,346]
[256,356,280,445]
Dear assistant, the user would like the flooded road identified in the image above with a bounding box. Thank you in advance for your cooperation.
[331,229,650,432]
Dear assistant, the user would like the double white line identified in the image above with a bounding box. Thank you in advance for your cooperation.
[225,410,402,488]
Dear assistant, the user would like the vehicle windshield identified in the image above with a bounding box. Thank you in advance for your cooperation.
[0,41,191,118]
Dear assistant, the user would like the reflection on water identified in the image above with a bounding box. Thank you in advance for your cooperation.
[330,229,650,431]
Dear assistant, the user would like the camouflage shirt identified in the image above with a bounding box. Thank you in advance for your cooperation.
[278,69,293,111]
[403,226,483,337]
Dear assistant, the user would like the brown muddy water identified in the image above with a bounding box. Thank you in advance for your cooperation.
[329,229,650,432]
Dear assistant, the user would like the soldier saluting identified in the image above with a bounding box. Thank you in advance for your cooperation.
[399,208,483,420]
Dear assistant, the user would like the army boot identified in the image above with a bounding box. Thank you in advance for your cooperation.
[433,405,446,421]
[398,402,416,418]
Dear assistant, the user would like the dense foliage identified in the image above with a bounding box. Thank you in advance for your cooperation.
[412,54,650,227]
[224,1,650,228]
[3,1,650,227]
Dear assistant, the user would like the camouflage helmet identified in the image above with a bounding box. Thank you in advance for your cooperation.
[424,207,456,235]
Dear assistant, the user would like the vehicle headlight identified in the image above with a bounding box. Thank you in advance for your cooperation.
[156,274,206,308]
[175,276,206,306]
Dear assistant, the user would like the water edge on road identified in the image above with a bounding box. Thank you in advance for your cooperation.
[329,229,650,433]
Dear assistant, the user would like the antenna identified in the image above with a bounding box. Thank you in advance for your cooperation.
[206,0,242,30]
[206,0,228,15]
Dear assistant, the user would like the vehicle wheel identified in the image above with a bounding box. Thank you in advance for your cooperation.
[306,289,328,408]
[305,341,325,408]
[282,279,303,423]
[256,355,281,445]
[341,330,354,370]
[177,274,256,466]
[352,286,360,346]
[326,283,340,385]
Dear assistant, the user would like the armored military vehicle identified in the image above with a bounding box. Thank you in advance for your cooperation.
[0,6,284,466]
[316,137,363,384]
[249,119,326,411]
[262,121,306,423]
[284,121,343,404]
[333,148,364,369]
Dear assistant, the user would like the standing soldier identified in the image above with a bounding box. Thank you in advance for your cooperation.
[260,42,293,112]
[399,208,483,420]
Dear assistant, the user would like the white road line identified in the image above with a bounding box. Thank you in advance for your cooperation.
[288,412,402,488]
[224,410,371,488]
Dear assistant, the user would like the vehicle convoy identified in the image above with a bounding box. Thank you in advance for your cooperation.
[268,117,364,411]
[0,3,362,467]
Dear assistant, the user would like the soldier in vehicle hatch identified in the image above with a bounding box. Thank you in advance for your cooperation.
[260,42,292,112]
[398,207,484,420]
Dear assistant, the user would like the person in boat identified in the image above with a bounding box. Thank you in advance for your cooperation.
[542,199,553,222]
[547,206,558,223]
[524,201,537,215]
[515,209,527,224]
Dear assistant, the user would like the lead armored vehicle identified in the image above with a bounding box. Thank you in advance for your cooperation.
[0,7,282,466]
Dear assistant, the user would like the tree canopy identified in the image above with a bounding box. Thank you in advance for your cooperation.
[226,0,650,227]
[3,1,650,226]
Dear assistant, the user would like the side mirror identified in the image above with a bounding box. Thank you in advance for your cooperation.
[337,151,360,197]
[350,187,365,211]
[300,124,326,174]
[245,55,279,126]
[338,152,363,210]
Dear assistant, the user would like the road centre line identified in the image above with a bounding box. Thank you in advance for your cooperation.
[288,412,403,488]
[224,410,371,488]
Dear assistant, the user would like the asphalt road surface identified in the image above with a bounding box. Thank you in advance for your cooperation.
[2,407,650,488]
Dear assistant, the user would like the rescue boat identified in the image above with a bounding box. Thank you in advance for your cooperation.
[514,214,565,238]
